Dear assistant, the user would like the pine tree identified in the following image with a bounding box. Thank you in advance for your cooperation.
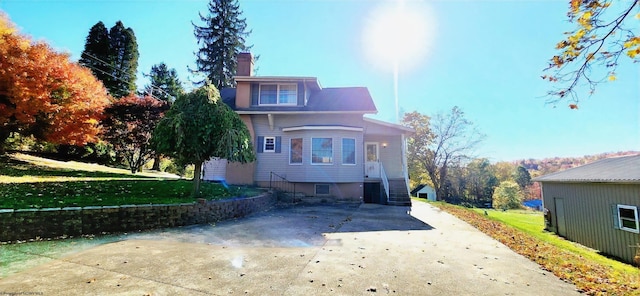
[144,63,184,103]
[109,21,138,98]
[143,62,185,170]
[79,22,112,88]
[192,0,252,90]
[79,21,139,98]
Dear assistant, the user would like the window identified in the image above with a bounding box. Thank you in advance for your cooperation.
[259,84,297,105]
[290,138,303,164]
[315,184,330,195]
[264,137,275,152]
[617,204,639,233]
[312,138,333,164]
[342,138,356,165]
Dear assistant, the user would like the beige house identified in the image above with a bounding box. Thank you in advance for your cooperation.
[533,155,640,265]
[203,53,414,206]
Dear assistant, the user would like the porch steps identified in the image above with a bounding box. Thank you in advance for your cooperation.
[387,179,412,206]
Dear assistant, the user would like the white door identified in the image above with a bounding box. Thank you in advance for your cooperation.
[365,142,380,178]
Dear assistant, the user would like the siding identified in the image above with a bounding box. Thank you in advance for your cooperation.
[541,182,640,264]
[251,114,365,183]
[364,134,404,178]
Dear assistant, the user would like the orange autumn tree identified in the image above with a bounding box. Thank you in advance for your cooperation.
[0,13,110,153]
[543,0,639,108]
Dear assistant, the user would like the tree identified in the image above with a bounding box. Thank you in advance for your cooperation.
[543,0,639,107]
[493,161,517,183]
[192,0,252,89]
[153,84,255,197]
[466,158,499,204]
[79,22,112,89]
[79,21,139,98]
[402,107,483,201]
[492,181,524,210]
[513,166,532,191]
[0,14,110,153]
[101,94,169,173]
[143,62,185,170]
[143,62,184,103]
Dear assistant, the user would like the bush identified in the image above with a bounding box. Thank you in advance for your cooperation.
[492,181,523,210]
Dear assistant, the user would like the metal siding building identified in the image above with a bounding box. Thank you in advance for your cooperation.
[533,155,640,265]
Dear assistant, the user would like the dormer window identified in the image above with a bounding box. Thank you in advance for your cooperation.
[259,84,297,105]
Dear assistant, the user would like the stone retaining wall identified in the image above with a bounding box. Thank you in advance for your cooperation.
[0,193,275,242]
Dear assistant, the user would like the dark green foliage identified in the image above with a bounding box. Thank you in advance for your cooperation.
[153,84,255,196]
[79,22,111,88]
[108,21,139,98]
[143,62,184,103]
[192,0,252,89]
[514,166,532,191]
[79,21,139,98]
[466,158,499,204]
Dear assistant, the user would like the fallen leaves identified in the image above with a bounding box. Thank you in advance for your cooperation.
[433,203,640,295]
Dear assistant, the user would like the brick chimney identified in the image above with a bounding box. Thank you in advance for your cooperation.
[236,52,253,76]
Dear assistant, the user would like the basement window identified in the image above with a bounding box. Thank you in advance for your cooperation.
[617,204,639,233]
[315,184,330,195]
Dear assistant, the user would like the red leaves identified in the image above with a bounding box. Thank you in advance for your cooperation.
[0,14,110,147]
[569,104,579,109]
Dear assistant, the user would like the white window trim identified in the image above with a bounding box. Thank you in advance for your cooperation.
[311,137,333,165]
[617,204,640,233]
[263,136,276,153]
[258,83,298,106]
[289,138,303,165]
[315,184,330,195]
[342,138,356,166]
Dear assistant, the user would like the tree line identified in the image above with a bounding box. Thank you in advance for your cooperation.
[0,0,254,196]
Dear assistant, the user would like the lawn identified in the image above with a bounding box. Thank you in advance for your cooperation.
[424,200,640,296]
[0,153,263,209]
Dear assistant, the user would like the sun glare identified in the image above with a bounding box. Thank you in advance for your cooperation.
[363,1,436,71]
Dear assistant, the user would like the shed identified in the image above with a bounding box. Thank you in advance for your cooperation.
[411,184,437,201]
[533,155,640,265]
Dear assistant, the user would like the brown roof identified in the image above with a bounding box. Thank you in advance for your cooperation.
[532,154,640,183]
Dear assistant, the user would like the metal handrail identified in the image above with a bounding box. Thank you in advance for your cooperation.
[380,164,390,203]
[269,172,296,201]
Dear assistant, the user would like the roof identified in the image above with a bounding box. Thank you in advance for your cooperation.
[363,117,415,133]
[234,76,322,91]
[410,184,426,196]
[228,86,377,114]
[306,87,377,112]
[532,155,640,183]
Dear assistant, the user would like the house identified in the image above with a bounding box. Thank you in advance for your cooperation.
[411,184,437,201]
[203,53,414,206]
[533,155,640,265]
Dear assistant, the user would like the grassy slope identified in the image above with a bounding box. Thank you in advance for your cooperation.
[0,153,262,209]
[423,200,639,296]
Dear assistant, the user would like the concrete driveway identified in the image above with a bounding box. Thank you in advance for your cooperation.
[0,201,580,295]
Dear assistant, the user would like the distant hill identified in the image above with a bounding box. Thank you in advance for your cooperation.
[516,151,640,177]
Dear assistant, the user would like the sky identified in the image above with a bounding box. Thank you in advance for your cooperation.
[1,0,638,162]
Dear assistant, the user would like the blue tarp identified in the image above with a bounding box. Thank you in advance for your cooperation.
[523,199,543,209]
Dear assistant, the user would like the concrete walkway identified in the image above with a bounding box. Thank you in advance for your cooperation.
[0,202,580,295]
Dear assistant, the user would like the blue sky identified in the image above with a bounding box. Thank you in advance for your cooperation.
[1,0,638,161]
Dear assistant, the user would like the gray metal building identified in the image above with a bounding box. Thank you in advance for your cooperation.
[533,155,640,265]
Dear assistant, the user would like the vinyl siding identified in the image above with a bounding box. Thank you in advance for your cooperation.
[251,114,365,183]
[364,134,404,178]
[541,182,640,264]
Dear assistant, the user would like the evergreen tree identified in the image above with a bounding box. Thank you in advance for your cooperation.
[514,166,532,191]
[79,21,138,98]
[79,22,111,88]
[192,0,252,89]
[108,21,138,98]
[144,63,184,103]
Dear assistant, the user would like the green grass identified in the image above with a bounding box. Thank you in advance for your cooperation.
[473,208,639,274]
[422,200,639,294]
[0,153,264,209]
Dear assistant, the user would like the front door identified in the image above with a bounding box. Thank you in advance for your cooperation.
[365,142,379,178]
